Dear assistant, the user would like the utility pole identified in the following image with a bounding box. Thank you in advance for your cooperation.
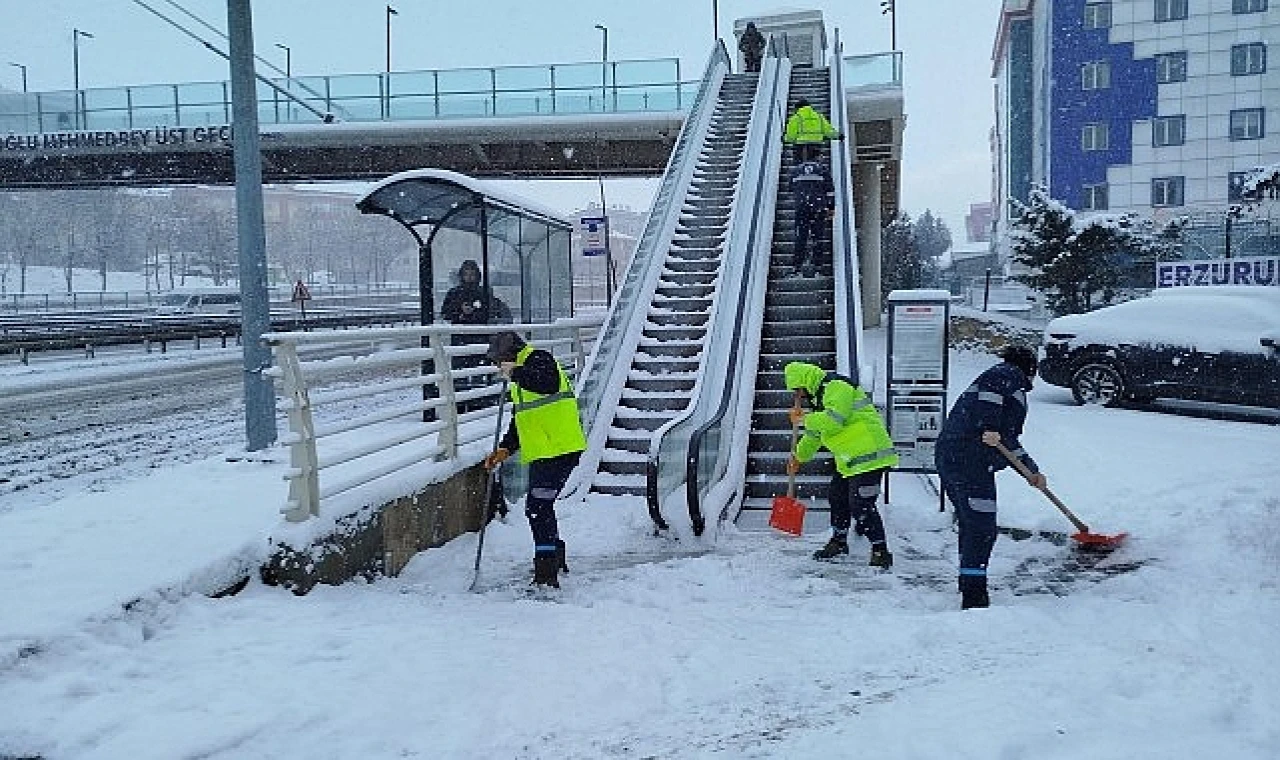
[227,0,277,451]
[712,0,719,41]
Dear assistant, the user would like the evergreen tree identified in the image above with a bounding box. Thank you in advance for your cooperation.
[880,212,922,300]
[1009,186,1132,315]
[912,210,952,261]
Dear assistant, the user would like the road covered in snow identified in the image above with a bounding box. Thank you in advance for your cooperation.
[1,342,1277,759]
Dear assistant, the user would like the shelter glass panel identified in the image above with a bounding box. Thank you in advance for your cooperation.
[486,207,526,322]
[437,68,492,95]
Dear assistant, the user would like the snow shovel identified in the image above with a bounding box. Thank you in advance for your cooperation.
[993,441,1127,548]
[469,379,509,592]
[769,394,807,536]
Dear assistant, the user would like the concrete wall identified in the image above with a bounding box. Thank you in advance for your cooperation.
[260,465,491,595]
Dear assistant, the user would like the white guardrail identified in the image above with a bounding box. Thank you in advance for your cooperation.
[263,316,603,522]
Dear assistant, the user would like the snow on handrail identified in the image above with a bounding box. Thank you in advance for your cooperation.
[266,316,603,521]
[829,30,867,382]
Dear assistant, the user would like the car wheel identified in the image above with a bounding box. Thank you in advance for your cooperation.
[1071,362,1126,406]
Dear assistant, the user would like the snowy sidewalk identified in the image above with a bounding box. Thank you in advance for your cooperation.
[0,454,287,656]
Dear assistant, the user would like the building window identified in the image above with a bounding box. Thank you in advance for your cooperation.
[1233,0,1267,13]
[1083,184,1109,211]
[1155,51,1188,83]
[1230,108,1265,140]
[1082,60,1111,90]
[1155,0,1188,21]
[1152,115,1186,146]
[1228,171,1254,201]
[1152,176,1185,206]
[1082,122,1110,151]
[1084,2,1113,28]
[1231,43,1267,75]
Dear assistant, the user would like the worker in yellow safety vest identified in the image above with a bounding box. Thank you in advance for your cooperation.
[784,361,897,568]
[783,98,842,162]
[483,331,587,588]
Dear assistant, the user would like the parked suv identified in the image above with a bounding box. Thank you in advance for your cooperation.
[1039,286,1280,409]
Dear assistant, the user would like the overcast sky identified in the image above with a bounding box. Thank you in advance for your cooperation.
[2,0,1002,242]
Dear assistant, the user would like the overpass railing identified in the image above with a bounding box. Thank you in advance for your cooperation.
[0,58,695,134]
[263,316,601,522]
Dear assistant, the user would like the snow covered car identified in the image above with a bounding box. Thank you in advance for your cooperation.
[1038,286,1280,409]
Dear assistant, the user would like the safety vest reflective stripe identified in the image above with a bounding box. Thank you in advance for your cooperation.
[842,448,897,468]
[977,391,1004,404]
[513,389,574,413]
[824,396,871,426]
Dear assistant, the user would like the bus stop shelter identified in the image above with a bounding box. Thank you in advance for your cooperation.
[355,168,575,326]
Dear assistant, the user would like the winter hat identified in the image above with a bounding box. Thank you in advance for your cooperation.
[1000,344,1039,378]
[486,331,526,363]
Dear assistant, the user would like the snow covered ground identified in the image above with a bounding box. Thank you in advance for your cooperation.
[1,334,1278,759]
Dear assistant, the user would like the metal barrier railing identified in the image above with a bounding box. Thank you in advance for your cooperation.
[830,30,867,381]
[0,58,693,133]
[263,316,602,522]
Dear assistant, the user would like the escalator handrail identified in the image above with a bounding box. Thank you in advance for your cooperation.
[829,30,866,382]
[677,45,791,534]
[561,40,731,500]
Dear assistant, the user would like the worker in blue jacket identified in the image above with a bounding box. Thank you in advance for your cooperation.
[934,344,1046,610]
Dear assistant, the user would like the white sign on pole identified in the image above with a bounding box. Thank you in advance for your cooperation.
[580,215,608,257]
[889,302,947,383]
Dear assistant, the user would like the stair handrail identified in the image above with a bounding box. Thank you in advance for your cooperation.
[646,43,790,535]
[561,40,731,500]
[829,29,866,381]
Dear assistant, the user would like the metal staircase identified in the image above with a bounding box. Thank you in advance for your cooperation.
[738,67,839,530]
[589,73,759,498]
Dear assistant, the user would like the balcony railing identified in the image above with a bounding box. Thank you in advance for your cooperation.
[842,51,903,90]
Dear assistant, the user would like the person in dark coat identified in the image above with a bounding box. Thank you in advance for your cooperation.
[788,155,834,277]
[738,21,766,73]
[440,260,510,413]
[934,344,1046,610]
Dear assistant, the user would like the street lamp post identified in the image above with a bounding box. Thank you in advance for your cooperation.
[73,28,94,129]
[594,24,608,111]
[385,5,398,73]
[275,42,291,78]
[880,0,897,51]
[712,0,719,41]
[9,62,26,93]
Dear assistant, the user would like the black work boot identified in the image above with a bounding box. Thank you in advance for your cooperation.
[868,543,893,570]
[960,577,989,610]
[812,535,850,561]
[532,555,560,588]
[556,539,569,574]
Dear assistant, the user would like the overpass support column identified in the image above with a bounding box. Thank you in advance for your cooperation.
[854,162,883,327]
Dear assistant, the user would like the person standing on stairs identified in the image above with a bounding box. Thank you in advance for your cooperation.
[788,153,834,277]
[783,98,842,162]
[738,21,766,73]
[483,331,587,588]
[934,344,1046,610]
[783,361,898,569]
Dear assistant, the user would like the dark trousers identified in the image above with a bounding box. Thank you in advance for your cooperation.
[794,205,825,269]
[744,55,762,73]
[827,468,887,544]
[525,451,581,556]
[936,452,999,593]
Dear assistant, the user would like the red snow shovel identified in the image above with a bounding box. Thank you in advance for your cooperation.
[994,441,1127,548]
[769,395,807,536]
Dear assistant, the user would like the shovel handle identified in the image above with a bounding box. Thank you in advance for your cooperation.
[786,391,802,499]
[992,440,1091,534]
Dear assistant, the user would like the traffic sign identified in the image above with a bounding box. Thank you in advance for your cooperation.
[580,215,608,257]
[291,279,312,303]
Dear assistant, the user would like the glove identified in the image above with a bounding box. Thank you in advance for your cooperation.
[483,448,510,471]
[497,361,516,379]
[788,406,805,426]
[980,431,1001,447]
[1027,472,1047,490]
[786,456,802,475]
